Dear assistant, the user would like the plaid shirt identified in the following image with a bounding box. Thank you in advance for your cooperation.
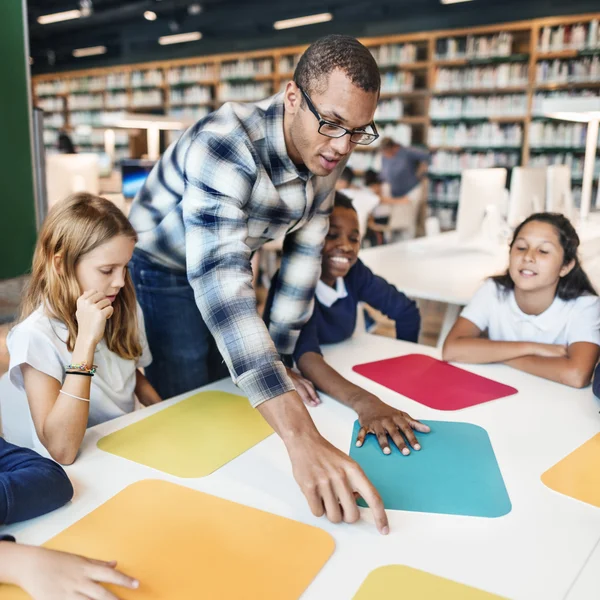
[128,94,343,406]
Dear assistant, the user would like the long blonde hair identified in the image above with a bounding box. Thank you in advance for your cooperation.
[20,193,142,359]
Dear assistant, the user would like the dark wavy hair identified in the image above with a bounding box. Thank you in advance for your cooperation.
[492,212,597,300]
[294,34,380,98]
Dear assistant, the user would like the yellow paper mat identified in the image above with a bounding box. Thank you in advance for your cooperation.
[0,479,335,600]
[541,433,600,508]
[353,565,506,599]
[97,391,273,477]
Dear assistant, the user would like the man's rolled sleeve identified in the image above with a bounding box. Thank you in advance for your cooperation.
[182,133,294,406]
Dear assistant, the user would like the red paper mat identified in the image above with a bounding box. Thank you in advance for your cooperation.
[352,354,517,410]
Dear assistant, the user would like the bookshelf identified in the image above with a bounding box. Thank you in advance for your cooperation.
[31,12,600,227]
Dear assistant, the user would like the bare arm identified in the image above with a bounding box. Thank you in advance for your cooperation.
[0,542,138,600]
[22,337,95,466]
[442,317,566,364]
[297,352,430,455]
[298,351,376,410]
[134,370,162,406]
[22,291,112,465]
[504,342,600,388]
[256,390,389,535]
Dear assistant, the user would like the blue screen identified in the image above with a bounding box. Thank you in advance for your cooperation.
[121,160,155,199]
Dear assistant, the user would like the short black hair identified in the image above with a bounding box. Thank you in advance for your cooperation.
[294,34,380,97]
[340,167,354,184]
[334,191,357,212]
[364,169,381,186]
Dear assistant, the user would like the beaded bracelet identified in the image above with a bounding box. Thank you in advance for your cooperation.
[65,362,97,375]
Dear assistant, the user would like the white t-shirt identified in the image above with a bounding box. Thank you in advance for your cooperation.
[339,187,380,238]
[461,279,600,346]
[7,303,152,452]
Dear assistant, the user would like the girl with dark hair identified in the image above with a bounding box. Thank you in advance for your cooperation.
[443,212,600,388]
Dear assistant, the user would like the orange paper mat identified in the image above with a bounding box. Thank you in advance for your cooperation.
[541,433,600,508]
[0,480,335,600]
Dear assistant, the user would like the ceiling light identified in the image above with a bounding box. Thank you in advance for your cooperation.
[79,0,93,17]
[144,10,157,21]
[188,3,202,15]
[158,31,202,45]
[73,45,107,57]
[274,12,333,30]
[440,0,474,4]
[37,9,82,25]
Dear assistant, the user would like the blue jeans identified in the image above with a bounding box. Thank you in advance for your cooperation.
[129,249,229,400]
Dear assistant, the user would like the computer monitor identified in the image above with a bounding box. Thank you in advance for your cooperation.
[546,165,573,219]
[121,159,155,199]
[507,167,546,228]
[455,168,508,242]
[46,153,100,211]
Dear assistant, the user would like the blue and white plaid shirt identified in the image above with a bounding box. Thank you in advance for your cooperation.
[128,93,343,406]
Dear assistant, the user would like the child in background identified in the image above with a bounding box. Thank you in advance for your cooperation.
[335,167,380,239]
[264,193,429,455]
[443,213,600,388]
[7,193,161,465]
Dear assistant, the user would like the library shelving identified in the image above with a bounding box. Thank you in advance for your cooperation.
[32,12,600,226]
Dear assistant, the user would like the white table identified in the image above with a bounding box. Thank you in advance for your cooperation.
[360,215,600,346]
[3,334,600,599]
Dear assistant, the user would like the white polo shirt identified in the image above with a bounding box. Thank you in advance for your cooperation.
[461,279,600,346]
[7,303,152,454]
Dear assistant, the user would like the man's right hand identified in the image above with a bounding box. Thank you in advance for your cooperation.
[285,430,389,534]
[257,390,389,534]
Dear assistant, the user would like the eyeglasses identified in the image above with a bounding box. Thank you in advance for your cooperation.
[298,86,379,146]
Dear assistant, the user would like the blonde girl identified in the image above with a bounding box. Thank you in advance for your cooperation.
[8,193,161,464]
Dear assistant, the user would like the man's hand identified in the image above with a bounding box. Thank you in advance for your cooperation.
[257,390,389,534]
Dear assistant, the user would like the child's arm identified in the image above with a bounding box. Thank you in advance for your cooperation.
[134,370,162,406]
[0,542,138,600]
[22,291,112,465]
[0,440,73,525]
[442,317,568,364]
[297,351,430,455]
[354,260,420,343]
[503,342,600,388]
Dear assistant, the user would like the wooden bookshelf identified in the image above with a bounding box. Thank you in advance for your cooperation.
[32,12,600,225]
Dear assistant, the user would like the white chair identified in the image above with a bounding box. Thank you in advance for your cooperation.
[507,167,547,227]
[0,373,33,448]
[369,181,427,242]
[456,168,508,242]
[546,165,574,219]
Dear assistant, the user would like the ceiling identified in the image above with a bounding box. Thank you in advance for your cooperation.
[27,0,600,74]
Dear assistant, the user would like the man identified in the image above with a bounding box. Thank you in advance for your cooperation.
[379,137,430,236]
[128,35,390,533]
